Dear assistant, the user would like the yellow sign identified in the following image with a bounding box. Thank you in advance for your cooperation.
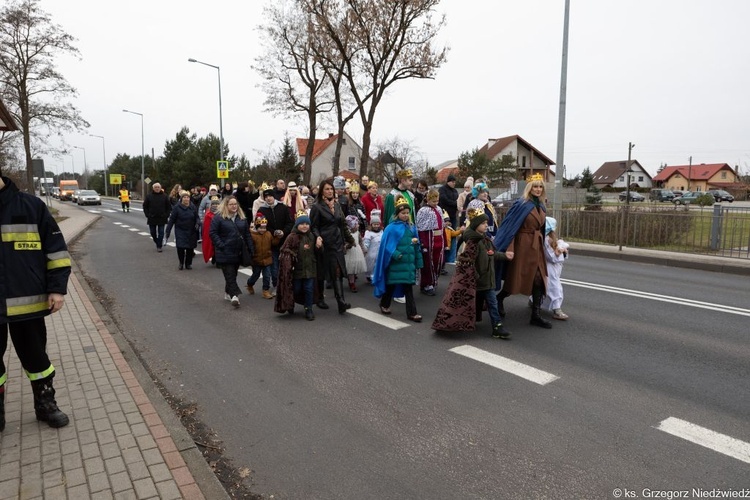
[216,160,229,179]
[110,174,122,185]
[14,242,41,250]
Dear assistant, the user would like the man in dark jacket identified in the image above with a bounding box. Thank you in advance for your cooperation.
[1,172,72,430]
[439,174,459,265]
[142,182,172,252]
[257,187,294,291]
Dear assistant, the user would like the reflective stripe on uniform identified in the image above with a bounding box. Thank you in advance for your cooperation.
[47,250,71,270]
[25,364,55,381]
[0,372,7,386]
[1,223,41,242]
[5,294,49,317]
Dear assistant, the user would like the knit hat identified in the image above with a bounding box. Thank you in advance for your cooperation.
[446,174,456,182]
[464,176,474,188]
[345,215,359,231]
[545,217,557,235]
[471,182,489,198]
[468,207,488,230]
[333,176,346,190]
[370,209,382,225]
[209,184,218,193]
[294,210,311,228]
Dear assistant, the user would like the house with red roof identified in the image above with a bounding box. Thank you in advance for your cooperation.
[296,131,364,185]
[591,160,653,189]
[652,163,739,192]
[477,134,556,181]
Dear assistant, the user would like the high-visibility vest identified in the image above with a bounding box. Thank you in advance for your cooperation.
[119,189,130,202]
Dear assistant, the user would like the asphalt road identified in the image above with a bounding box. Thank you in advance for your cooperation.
[69,199,750,499]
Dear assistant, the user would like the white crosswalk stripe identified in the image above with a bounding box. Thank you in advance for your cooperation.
[348,307,410,330]
[449,345,560,385]
[656,417,750,464]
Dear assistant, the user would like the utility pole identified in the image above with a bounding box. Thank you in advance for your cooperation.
[552,0,571,220]
[687,156,692,192]
[618,142,635,251]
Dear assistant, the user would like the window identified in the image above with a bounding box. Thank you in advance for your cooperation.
[522,156,526,168]
[348,157,356,170]
[638,176,644,182]
[619,176,624,182]
[721,171,727,179]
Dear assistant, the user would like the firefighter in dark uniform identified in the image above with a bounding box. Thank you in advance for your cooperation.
[1,171,71,431]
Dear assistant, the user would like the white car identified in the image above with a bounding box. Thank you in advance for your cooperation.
[76,190,101,206]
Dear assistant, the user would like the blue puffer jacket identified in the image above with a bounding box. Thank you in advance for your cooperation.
[386,225,424,285]
[165,203,199,249]
[209,214,253,265]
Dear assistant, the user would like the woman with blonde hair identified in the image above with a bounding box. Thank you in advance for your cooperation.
[168,184,182,207]
[209,196,253,307]
[493,176,551,329]
[282,181,307,219]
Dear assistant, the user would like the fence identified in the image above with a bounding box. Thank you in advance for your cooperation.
[550,204,750,259]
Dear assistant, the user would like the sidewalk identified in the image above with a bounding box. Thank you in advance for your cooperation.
[0,201,228,499]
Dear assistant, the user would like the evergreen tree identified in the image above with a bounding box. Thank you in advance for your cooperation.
[580,166,594,189]
[276,134,301,182]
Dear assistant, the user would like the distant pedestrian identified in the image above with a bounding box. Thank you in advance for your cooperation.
[361,181,384,226]
[143,182,172,252]
[362,210,383,283]
[536,217,570,320]
[118,187,131,212]
[209,196,253,307]
[275,212,320,320]
[199,185,219,224]
[372,195,424,322]
[457,177,474,227]
[258,185,294,293]
[201,196,221,264]
[220,182,234,199]
[168,184,182,207]
[1,171,72,430]
[282,181,307,219]
[165,191,200,270]
[439,174,459,264]
[344,215,367,292]
[416,189,445,296]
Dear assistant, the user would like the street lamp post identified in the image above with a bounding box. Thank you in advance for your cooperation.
[122,109,145,201]
[68,153,75,181]
[618,142,635,251]
[73,145,87,188]
[188,58,224,165]
[90,134,108,196]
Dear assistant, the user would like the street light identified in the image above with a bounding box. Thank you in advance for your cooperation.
[188,58,224,164]
[618,142,635,251]
[90,134,108,196]
[122,109,145,200]
[73,145,87,188]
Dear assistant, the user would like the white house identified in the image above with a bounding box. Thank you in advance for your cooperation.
[296,131,364,185]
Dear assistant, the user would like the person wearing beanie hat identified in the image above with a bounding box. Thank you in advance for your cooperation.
[275,210,319,320]
[258,186,295,294]
[466,182,498,238]
[432,207,512,339]
[416,189,445,296]
[439,173,460,265]
[457,176,475,226]
[198,184,220,224]
[343,215,367,292]
[247,214,281,299]
[372,196,424,322]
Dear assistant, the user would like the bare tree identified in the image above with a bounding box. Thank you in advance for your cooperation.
[0,0,89,189]
[255,0,334,186]
[372,136,423,187]
[304,0,448,178]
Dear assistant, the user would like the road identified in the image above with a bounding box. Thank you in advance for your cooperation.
[68,198,750,499]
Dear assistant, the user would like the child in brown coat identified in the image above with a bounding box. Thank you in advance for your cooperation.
[247,215,281,299]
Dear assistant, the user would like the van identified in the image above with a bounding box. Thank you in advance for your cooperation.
[59,180,80,201]
[649,188,674,202]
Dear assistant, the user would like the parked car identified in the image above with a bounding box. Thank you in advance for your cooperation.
[706,189,734,203]
[619,191,645,202]
[492,191,519,208]
[649,188,675,202]
[671,190,685,198]
[76,190,101,206]
[672,191,704,205]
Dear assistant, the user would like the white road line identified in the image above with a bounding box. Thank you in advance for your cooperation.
[101,209,117,213]
[238,268,253,276]
[562,278,750,318]
[120,225,130,228]
[128,228,139,232]
[87,210,101,213]
[348,307,410,330]
[113,222,122,225]
[165,242,175,247]
[449,345,560,385]
[138,232,150,236]
[656,417,750,464]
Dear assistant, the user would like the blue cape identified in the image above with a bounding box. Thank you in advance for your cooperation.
[372,220,417,298]
[492,198,545,289]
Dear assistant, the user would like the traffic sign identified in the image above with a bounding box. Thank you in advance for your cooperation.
[110,174,122,185]
[216,160,229,179]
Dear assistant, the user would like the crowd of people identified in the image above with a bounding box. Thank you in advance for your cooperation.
[136,172,569,336]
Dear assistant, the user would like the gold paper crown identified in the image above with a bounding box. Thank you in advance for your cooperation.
[468,207,485,220]
[295,209,308,219]
[426,189,439,202]
[527,173,544,182]
[394,194,411,212]
[350,181,360,193]
[259,182,270,192]
[254,215,268,225]
[395,168,413,179]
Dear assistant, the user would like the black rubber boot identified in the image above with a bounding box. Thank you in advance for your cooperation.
[334,279,351,315]
[530,286,552,329]
[0,386,5,432]
[31,376,70,428]
[316,280,329,309]
[497,290,509,318]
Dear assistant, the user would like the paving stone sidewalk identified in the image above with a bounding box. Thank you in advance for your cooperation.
[0,201,227,499]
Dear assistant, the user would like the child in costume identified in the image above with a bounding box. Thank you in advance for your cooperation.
[274,212,319,320]
[432,207,513,339]
[373,196,424,322]
[201,195,221,264]
[248,214,282,299]
[539,217,569,320]
[362,210,383,283]
[344,215,367,292]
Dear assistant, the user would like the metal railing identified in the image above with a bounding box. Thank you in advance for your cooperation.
[551,204,750,259]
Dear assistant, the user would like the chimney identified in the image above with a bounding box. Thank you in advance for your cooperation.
[328,133,334,138]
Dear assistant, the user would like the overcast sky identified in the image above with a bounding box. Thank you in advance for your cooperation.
[39,0,750,180]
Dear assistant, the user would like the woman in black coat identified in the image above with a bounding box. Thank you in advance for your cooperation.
[309,179,355,314]
[165,191,200,270]
[209,196,254,307]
